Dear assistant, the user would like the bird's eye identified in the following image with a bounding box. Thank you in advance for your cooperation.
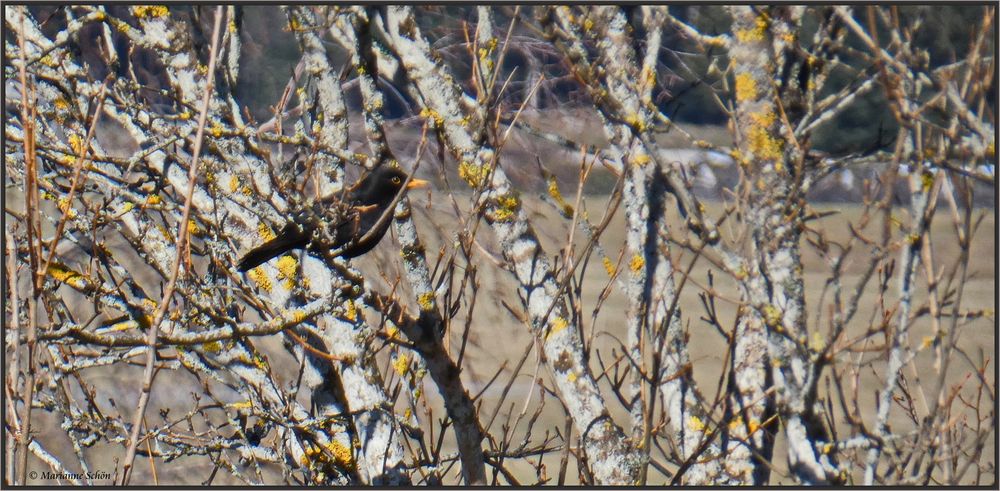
[391,176,401,184]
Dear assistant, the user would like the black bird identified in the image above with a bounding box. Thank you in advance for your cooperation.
[237,166,428,272]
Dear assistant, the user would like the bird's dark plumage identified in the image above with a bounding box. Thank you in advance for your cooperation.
[237,167,427,272]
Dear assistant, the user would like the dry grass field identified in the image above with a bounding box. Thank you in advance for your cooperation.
[20,183,991,484]
[374,193,996,485]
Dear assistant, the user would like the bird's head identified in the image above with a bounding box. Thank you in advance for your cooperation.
[352,166,428,206]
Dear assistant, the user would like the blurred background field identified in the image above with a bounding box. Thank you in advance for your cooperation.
[17,154,993,484]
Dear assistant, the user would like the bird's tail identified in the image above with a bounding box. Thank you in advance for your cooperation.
[236,232,308,272]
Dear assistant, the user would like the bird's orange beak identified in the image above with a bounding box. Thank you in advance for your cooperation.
[406,178,429,190]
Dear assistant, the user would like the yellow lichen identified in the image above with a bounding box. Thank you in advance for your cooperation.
[490,207,515,222]
[133,5,169,19]
[187,219,199,236]
[228,400,253,410]
[629,254,645,273]
[253,353,270,371]
[624,113,647,132]
[631,152,651,166]
[247,267,273,293]
[202,340,222,353]
[643,66,656,88]
[257,222,276,242]
[762,304,782,329]
[147,194,162,205]
[68,133,85,155]
[157,223,174,242]
[546,176,574,215]
[105,320,138,332]
[748,124,784,161]
[300,445,315,466]
[458,161,487,187]
[417,292,435,311]
[135,298,157,328]
[290,309,307,324]
[386,325,399,340]
[57,197,77,218]
[749,110,776,128]
[113,18,131,33]
[734,14,769,43]
[734,28,759,43]
[546,316,569,340]
[393,354,410,376]
[566,371,578,382]
[728,415,759,434]
[688,415,707,432]
[344,299,357,321]
[419,107,444,127]
[324,440,355,471]
[920,171,934,192]
[493,193,520,222]
[276,255,297,278]
[47,263,89,289]
[920,335,935,350]
[734,73,758,102]
[53,98,69,111]
[602,256,616,277]
[809,331,826,352]
[755,14,770,33]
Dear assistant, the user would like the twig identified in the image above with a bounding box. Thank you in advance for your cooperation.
[14,13,41,485]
